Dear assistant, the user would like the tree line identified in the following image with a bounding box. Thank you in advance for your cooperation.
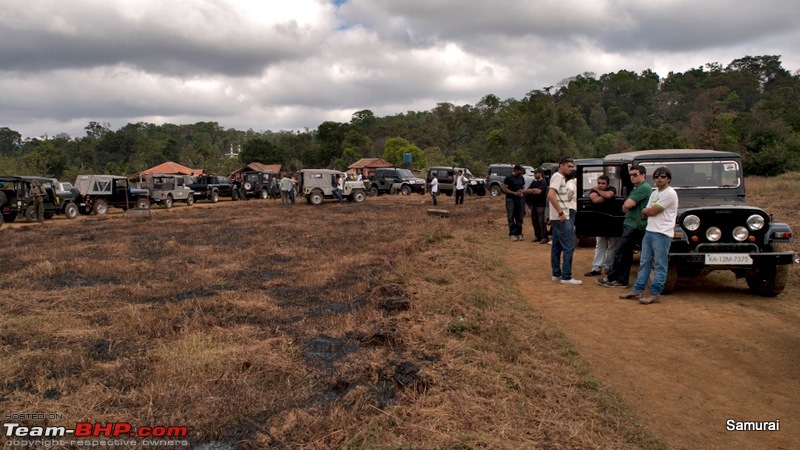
[1,55,798,180]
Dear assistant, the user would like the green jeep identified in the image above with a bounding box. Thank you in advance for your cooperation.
[0,176,80,225]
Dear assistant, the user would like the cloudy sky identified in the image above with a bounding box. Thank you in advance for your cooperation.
[2,0,799,140]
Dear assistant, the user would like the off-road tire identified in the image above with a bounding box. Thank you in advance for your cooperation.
[25,205,38,222]
[64,202,79,219]
[186,195,194,206]
[389,186,398,195]
[135,198,150,209]
[490,185,502,197]
[259,189,269,199]
[164,196,173,209]
[310,190,324,205]
[211,191,219,203]
[352,190,366,203]
[746,264,789,297]
[231,190,239,201]
[369,186,379,197]
[93,199,109,215]
[243,181,253,191]
[0,191,7,207]
[400,185,411,196]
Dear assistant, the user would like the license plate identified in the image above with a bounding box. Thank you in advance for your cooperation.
[704,253,753,265]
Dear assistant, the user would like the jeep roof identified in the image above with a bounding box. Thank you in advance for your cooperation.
[74,175,129,195]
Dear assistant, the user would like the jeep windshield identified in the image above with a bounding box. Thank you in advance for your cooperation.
[638,160,741,189]
[396,169,416,179]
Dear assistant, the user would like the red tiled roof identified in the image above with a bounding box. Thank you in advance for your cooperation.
[228,162,283,178]
[348,158,393,169]
[140,161,203,175]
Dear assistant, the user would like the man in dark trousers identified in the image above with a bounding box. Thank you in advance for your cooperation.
[30,180,47,224]
[502,165,527,241]
[526,168,549,243]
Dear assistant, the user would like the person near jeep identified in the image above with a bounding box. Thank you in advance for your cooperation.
[620,167,678,304]
[289,174,297,204]
[597,165,651,288]
[502,165,527,241]
[454,170,467,205]
[584,175,618,276]
[332,174,343,204]
[279,174,292,205]
[429,173,439,206]
[548,156,581,285]
[30,180,47,224]
[526,168,549,244]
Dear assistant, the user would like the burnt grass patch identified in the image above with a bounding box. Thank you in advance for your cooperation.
[0,197,663,448]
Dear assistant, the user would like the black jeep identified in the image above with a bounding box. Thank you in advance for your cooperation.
[0,176,81,224]
[74,175,150,214]
[186,175,234,203]
[575,149,795,296]
[364,167,426,196]
[234,171,280,200]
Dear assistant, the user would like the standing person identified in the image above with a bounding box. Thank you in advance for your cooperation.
[333,174,344,204]
[289,174,297,204]
[429,173,439,206]
[454,170,467,205]
[30,180,47,224]
[597,165,651,288]
[620,167,678,304]
[502,165,527,241]
[584,175,618,276]
[526,168,549,244]
[548,156,581,285]
[279,173,291,205]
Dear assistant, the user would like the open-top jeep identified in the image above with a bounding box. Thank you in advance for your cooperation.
[74,175,150,214]
[140,173,194,208]
[364,167,426,196]
[576,149,795,296]
[0,176,81,224]
[299,169,366,205]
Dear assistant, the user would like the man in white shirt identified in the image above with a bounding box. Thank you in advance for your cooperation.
[454,170,467,205]
[429,173,439,206]
[620,166,679,304]
[547,156,581,285]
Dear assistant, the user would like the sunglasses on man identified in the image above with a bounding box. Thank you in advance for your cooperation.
[653,174,669,179]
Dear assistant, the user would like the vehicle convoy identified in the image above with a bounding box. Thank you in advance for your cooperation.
[426,166,487,196]
[575,149,795,296]
[140,174,194,208]
[0,176,81,224]
[299,169,366,205]
[186,175,234,203]
[364,167,426,196]
[486,164,535,197]
[74,175,150,214]
[234,171,280,200]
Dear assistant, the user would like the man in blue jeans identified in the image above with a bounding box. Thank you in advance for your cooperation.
[620,167,678,304]
[547,156,581,285]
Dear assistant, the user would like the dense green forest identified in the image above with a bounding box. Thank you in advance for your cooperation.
[2,55,798,180]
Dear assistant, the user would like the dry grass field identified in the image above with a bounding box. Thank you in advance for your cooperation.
[1,193,662,449]
[2,172,796,449]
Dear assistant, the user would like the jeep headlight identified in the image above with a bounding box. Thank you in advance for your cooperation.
[706,227,722,242]
[747,214,765,231]
[683,215,700,231]
[409,180,416,184]
[732,226,749,242]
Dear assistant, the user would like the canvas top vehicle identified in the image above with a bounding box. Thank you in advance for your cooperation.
[74,174,150,214]
[575,149,795,296]
[299,169,366,205]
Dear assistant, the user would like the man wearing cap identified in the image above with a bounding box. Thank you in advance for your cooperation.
[526,168,549,243]
[502,165,527,241]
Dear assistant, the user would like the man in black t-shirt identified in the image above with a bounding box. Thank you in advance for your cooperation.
[526,168,549,243]
[502,165,527,241]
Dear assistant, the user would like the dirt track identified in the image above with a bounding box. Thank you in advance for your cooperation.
[509,237,800,450]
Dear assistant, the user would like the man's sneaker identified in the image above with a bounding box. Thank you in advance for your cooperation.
[551,276,560,281]
[639,294,661,305]
[597,277,611,287]
[619,290,643,300]
[539,238,548,244]
[609,281,628,288]
[518,235,523,241]
[584,269,602,277]
[510,235,518,241]
[560,278,582,285]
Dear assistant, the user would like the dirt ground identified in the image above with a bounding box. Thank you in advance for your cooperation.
[509,236,800,450]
